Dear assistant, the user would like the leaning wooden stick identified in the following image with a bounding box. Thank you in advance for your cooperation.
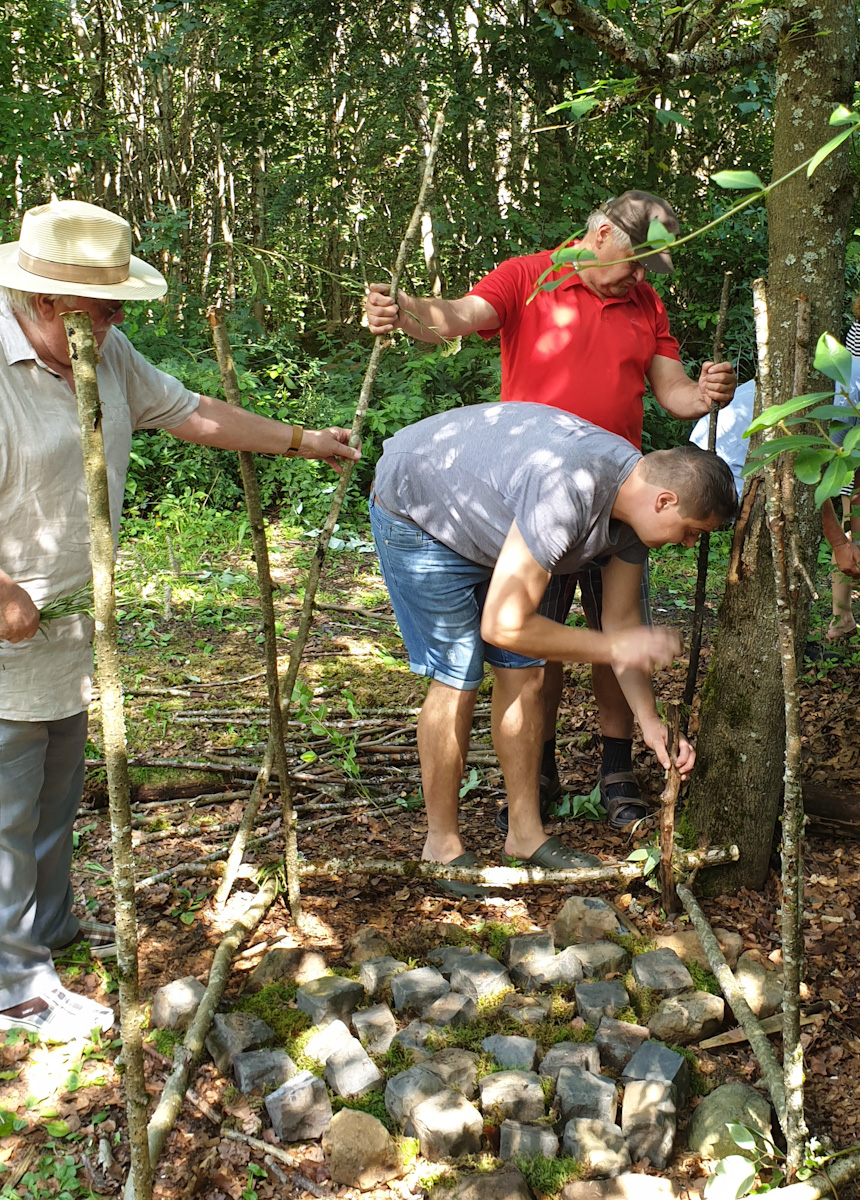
[659,702,681,915]
[753,276,808,1171]
[207,309,299,920]
[677,881,787,1130]
[277,112,447,748]
[63,313,153,1200]
[123,879,279,1200]
[683,269,733,710]
[213,110,446,907]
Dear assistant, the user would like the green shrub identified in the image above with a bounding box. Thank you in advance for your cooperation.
[513,1155,582,1196]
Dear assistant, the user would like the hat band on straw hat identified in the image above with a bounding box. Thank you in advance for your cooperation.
[18,248,130,287]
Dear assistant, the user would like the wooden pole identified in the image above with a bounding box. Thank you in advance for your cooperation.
[752,277,808,1171]
[683,270,733,711]
[677,881,787,1129]
[207,310,299,920]
[63,312,152,1200]
[122,879,279,1200]
[659,702,680,915]
[277,110,447,751]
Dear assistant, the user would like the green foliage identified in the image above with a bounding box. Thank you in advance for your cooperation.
[234,982,308,1045]
[332,1090,395,1131]
[7,1149,99,1200]
[242,1162,268,1200]
[744,331,860,506]
[513,1155,582,1196]
[610,931,655,957]
[475,920,523,962]
[148,1028,183,1057]
[687,961,720,995]
[556,782,606,821]
[622,974,661,1023]
[376,1040,415,1076]
[0,1107,27,1137]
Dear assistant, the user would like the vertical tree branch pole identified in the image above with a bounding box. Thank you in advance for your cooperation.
[659,702,680,915]
[206,310,299,920]
[788,296,811,599]
[122,877,279,1200]
[752,276,808,1171]
[62,313,153,1200]
[277,109,447,716]
[683,270,733,710]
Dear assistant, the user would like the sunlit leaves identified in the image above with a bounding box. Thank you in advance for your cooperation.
[813,332,852,388]
[647,218,675,247]
[710,170,764,190]
[744,393,833,434]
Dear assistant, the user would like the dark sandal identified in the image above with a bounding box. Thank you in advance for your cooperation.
[436,851,493,899]
[522,835,600,870]
[600,770,652,830]
[495,770,562,834]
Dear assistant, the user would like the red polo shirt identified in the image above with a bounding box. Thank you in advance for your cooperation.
[468,249,680,449]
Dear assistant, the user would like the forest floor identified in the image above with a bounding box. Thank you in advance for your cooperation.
[0,522,858,1200]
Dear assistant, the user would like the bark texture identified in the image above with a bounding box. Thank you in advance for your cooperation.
[685,0,857,890]
[64,313,152,1200]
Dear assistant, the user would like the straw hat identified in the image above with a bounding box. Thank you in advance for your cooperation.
[0,197,167,300]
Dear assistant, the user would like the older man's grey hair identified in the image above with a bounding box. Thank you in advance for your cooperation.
[585,210,632,250]
[0,287,72,321]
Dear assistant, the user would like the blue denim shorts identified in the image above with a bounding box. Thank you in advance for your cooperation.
[369,496,543,691]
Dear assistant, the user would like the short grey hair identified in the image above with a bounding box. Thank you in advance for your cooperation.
[585,210,632,250]
[0,287,75,321]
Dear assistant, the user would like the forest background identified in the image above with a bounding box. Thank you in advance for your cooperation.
[7,0,848,518]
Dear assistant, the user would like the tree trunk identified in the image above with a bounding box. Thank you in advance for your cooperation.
[686,0,857,890]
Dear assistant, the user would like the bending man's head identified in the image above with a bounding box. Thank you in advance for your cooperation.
[616,445,738,550]
[639,445,738,523]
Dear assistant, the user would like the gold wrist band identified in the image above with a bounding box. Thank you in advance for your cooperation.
[285,424,304,457]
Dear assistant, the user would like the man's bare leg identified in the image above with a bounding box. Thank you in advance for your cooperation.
[492,666,549,859]
[592,663,634,739]
[417,679,478,864]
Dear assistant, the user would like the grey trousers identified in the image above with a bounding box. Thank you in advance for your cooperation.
[0,711,88,1008]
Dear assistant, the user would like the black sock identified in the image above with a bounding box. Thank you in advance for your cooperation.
[541,735,556,778]
[601,736,633,778]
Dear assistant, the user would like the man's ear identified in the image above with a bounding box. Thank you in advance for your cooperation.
[31,294,57,321]
[593,222,613,250]
[655,490,681,512]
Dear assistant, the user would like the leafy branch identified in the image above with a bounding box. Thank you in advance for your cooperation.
[743,332,860,506]
[529,105,860,302]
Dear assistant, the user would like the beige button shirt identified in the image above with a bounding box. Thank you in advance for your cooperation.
[0,302,199,720]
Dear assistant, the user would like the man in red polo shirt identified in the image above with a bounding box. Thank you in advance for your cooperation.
[365,191,736,832]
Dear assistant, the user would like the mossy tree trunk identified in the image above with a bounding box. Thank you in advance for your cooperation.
[685,0,857,890]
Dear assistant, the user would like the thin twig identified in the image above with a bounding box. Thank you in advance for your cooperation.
[64,311,152,1200]
[659,703,681,914]
[124,879,279,1200]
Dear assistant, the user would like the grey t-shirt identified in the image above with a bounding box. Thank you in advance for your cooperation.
[373,402,646,572]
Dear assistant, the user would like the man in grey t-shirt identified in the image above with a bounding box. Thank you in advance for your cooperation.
[370,402,737,889]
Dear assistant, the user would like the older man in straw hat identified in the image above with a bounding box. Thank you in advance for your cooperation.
[0,198,359,1042]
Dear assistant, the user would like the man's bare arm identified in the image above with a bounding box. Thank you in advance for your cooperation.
[600,557,694,776]
[0,571,39,642]
[365,283,500,343]
[480,522,680,672]
[647,354,737,421]
[822,495,860,578]
[168,397,360,473]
